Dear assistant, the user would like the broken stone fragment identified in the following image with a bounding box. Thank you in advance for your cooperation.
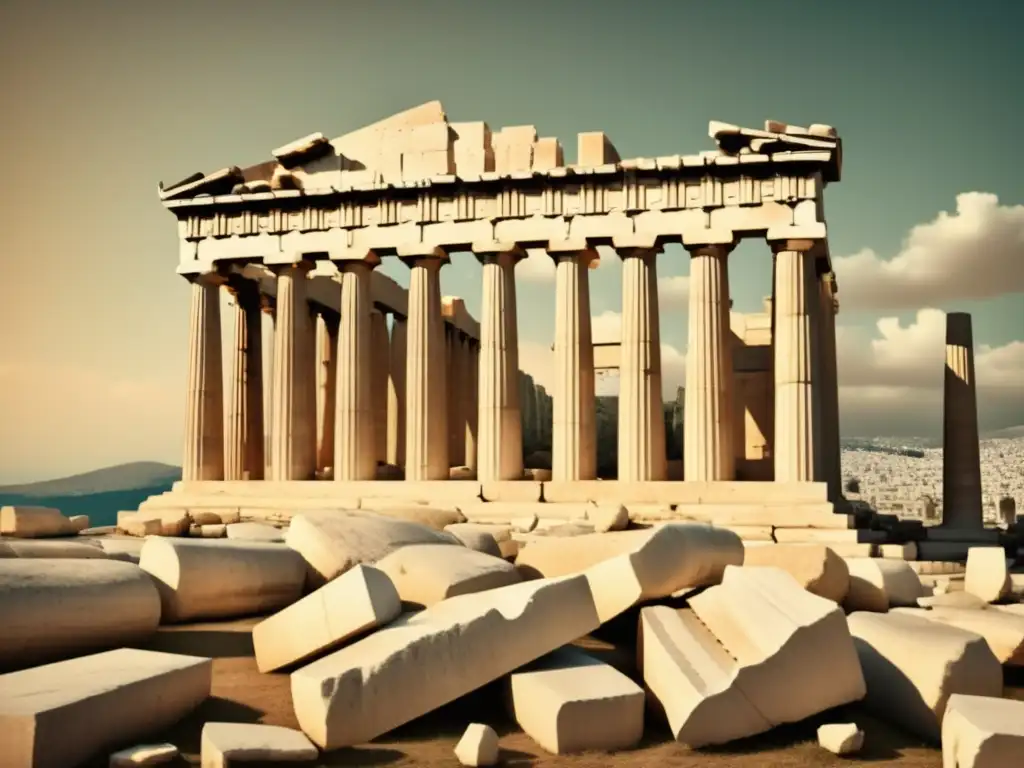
[892,606,1024,666]
[843,558,924,612]
[942,694,1024,768]
[374,543,521,608]
[964,547,1011,603]
[200,722,318,767]
[0,506,77,538]
[817,723,863,755]
[252,564,401,673]
[359,504,466,530]
[69,515,90,532]
[108,742,179,766]
[454,723,499,767]
[0,539,108,559]
[226,522,285,543]
[741,544,850,603]
[507,646,644,754]
[442,525,502,557]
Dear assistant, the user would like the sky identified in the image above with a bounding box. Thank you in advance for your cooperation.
[0,0,1022,483]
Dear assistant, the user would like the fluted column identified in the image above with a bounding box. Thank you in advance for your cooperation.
[370,309,390,464]
[182,272,225,482]
[772,240,823,483]
[464,339,479,475]
[225,278,264,481]
[386,316,407,467]
[941,312,983,529]
[315,308,339,474]
[260,294,276,478]
[615,237,666,482]
[549,241,598,481]
[818,271,842,500]
[269,261,317,481]
[402,249,449,480]
[333,255,379,481]
[446,327,467,466]
[474,243,524,482]
[684,243,735,481]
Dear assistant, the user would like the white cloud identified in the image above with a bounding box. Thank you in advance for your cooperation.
[516,249,555,283]
[834,193,1024,310]
[658,275,690,306]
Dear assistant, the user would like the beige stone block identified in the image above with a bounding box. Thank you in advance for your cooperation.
[0,648,211,768]
[445,522,513,543]
[848,611,1003,742]
[532,137,564,171]
[640,566,865,747]
[69,515,90,532]
[284,510,460,587]
[454,723,499,767]
[119,510,191,537]
[140,538,305,623]
[507,646,644,754]
[291,575,601,749]
[480,481,543,502]
[531,521,595,537]
[817,723,864,755]
[189,508,241,525]
[401,122,452,153]
[588,503,628,532]
[120,517,161,537]
[717,524,773,542]
[226,522,285,542]
[0,539,108,559]
[919,591,987,610]
[880,542,918,560]
[0,559,161,669]
[99,537,146,563]
[965,547,1011,603]
[843,558,924,612]
[201,722,317,767]
[772,528,886,544]
[109,742,179,766]
[199,524,227,538]
[357,504,465,531]
[402,148,454,180]
[253,564,400,673]
[442,524,502,557]
[943,694,1024,768]
[893,606,1024,666]
[499,539,520,560]
[451,121,492,153]
[577,131,620,166]
[375,543,521,608]
[0,506,75,538]
[742,544,850,603]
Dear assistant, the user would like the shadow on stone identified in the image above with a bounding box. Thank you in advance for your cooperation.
[140,629,256,659]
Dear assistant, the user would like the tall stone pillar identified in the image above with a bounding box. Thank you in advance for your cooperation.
[549,242,598,481]
[446,329,467,467]
[225,278,264,481]
[772,240,823,483]
[941,312,983,529]
[269,261,317,481]
[370,309,390,464]
[182,273,225,482]
[818,272,842,500]
[402,249,449,480]
[260,294,276,478]
[333,255,379,481]
[314,308,339,474]
[386,316,407,467]
[464,339,479,475]
[615,237,666,482]
[474,243,524,482]
[683,242,735,482]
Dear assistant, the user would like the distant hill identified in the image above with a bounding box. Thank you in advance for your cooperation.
[0,462,181,529]
[984,425,1024,439]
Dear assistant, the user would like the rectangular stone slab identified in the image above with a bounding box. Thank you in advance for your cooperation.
[0,648,212,768]
[290,575,601,749]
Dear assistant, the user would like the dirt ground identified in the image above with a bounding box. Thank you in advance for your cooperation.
[71,614,1021,768]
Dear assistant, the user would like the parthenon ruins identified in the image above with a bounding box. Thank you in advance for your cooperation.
[144,100,882,550]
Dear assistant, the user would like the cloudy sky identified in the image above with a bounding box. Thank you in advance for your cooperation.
[1,0,1021,483]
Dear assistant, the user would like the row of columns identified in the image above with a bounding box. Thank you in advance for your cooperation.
[182,236,841,492]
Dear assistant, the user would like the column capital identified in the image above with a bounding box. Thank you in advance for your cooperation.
[185,270,228,287]
[681,228,735,248]
[337,257,379,275]
[686,242,735,259]
[397,243,450,269]
[472,241,526,266]
[329,248,381,268]
[612,233,662,260]
[770,238,820,255]
[267,259,316,276]
[547,239,600,267]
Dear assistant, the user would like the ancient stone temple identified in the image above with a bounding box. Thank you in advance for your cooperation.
[143,101,880,553]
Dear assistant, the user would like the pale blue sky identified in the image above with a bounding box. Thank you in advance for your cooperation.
[1,0,1021,481]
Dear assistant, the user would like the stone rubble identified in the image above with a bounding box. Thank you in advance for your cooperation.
[200,722,318,766]
[108,743,180,766]
[817,723,864,755]
[964,546,1012,603]
[454,723,500,767]
[942,694,1024,768]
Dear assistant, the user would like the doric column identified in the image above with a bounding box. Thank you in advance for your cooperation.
[182,272,225,482]
[771,240,823,483]
[260,294,276,478]
[548,240,598,481]
[474,242,525,482]
[314,307,339,474]
[225,278,264,481]
[333,254,379,481]
[370,309,390,464]
[818,271,842,500]
[386,315,407,467]
[401,247,449,480]
[941,312,983,529]
[684,242,735,481]
[464,339,479,475]
[446,327,467,467]
[269,260,317,481]
[614,236,666,482]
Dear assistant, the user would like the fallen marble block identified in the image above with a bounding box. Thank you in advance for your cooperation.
[843,558,924,612]
[99,537,147,563]
[108,743,179,766]
[964,547,1011,604]
[442,525,502,557]
[848,611,1003,742]
[374,543,521,608]
[0,559,161,669]
[919,591,987,610]
[189,509,241,526]
[226,522,286,542]
[891,606,1024,666]
[507,645,644,754]
[285,510,461,587]
[577,523,744,623]
[817,723,864,755]
[68,515,90,532]
[119,510,191,537]
[742,544,850,603]
[640,566,866,748]
[139,537,306,623]
[0,538,108,559]
[0,506,76,538]
[942,694,1024,768]
[445,522,512,544]
[200,723,317,767]
[358,504,466,530]
[291,575,601,749]
[454,723,499,767]
[253,564,401,673]
[0,648,211,768]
